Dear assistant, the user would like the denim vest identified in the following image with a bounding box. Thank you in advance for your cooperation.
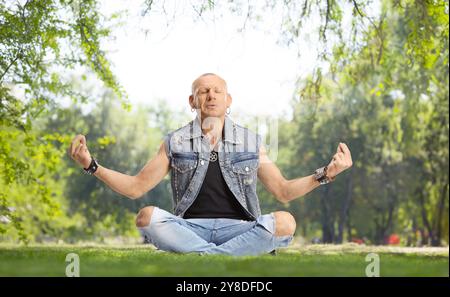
[164,115,262,220]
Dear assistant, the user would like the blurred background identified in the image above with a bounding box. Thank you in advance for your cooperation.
[0,0,448,247]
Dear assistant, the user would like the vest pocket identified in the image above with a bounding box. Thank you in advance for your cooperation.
[171,152,198,203]
[230,154,259,188]
[231,153,259,175]
[171,152,198,173]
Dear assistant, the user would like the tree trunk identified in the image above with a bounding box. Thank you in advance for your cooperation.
[419,189,433,246]
[337,171,353,243]
[320,185,335,243]
[431,181,448,246]
[346,211,352,243]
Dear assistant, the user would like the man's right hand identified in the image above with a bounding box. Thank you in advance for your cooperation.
[69,134,92,169]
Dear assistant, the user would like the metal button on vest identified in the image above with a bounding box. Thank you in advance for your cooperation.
[245,166,249,172]
[200,160,204,165]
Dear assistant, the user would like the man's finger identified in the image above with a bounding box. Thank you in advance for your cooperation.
[341,144,353,165]
[73,143,83,157]
[73,143,82,157]
[72,134,87,154]
[72,142,82,156]
[70,135,81,155]
[70,142,77,156]
[79,134,86,145]
[340,143,351,156]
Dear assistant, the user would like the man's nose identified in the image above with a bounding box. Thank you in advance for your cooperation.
[206,90,216,100]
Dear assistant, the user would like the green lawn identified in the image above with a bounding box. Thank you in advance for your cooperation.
[0,244,448,277]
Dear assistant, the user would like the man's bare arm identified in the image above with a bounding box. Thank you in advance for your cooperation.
[132,142,170,198]
[257,145,320,203]
[257,143,352,203]
[69,134,170,199]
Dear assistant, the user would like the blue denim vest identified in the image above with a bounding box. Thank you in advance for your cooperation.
[164,115,262,220]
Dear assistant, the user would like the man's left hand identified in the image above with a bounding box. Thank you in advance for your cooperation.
[326,142,353,179]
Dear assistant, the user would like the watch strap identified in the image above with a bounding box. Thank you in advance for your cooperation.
[83,157,99,175]
[314,165,334,185]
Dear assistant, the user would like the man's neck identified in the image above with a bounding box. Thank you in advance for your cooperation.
[199,114,225,148]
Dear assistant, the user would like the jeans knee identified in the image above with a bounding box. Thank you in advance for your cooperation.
[273,211,296,236]
[136,206,155,228]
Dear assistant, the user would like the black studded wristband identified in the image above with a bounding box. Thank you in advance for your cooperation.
[314,165,335,185]
[83,157,99,175]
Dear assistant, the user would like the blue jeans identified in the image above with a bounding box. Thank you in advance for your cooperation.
[138,207,294,256]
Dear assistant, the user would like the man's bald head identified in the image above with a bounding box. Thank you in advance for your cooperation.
[189,72,232,119]
[191,73,228,95]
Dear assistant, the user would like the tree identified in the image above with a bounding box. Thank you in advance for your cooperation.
[1,0,127,241]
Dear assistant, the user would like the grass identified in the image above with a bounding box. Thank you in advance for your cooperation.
[0,243,448,277]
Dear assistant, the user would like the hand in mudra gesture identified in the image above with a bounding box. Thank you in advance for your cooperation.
[68,134,92,169]
[326,142,353,179]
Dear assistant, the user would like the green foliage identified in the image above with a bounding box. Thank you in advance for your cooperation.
[1,0,447,246]
[0,0,128,242]
[271,0,449,245]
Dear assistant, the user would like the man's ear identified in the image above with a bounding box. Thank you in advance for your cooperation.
[227,93,233,107]
[189,95,195,108]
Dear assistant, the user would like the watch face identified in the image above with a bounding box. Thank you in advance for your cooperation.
[314,167,326,180]
[320,178,330,185]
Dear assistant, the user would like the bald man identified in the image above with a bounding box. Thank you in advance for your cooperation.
[69,73,353,256]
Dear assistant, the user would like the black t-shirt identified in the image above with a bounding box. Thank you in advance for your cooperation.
[183,150,252,221]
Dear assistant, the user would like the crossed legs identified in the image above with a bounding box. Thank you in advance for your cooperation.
[136,206,296,256]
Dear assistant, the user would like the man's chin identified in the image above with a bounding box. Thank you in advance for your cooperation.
[201,110,225,119]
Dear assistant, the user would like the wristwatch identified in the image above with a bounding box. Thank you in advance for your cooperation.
[314,165,335,185]
[83,157,99,175]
